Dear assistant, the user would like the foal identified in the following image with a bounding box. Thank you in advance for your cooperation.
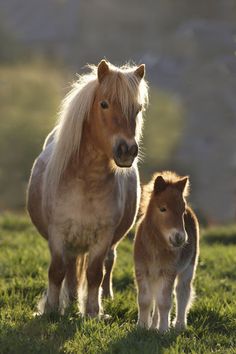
[134,172,199,332]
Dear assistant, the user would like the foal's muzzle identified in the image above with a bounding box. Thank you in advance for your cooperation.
[113,139,138,168]
[169,231,187,248]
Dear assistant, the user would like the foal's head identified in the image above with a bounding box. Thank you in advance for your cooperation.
[89,60,148,168]
[150,172,190,248]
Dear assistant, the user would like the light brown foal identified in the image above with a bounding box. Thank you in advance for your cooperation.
[134,171,199,332]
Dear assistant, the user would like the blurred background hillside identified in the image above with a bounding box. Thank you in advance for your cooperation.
[0,0,236,223]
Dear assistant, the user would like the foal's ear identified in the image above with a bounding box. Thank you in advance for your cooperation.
[175,176,189,196]
[97,60,109,83]
[134,64,145,80]
[154,175,167,194]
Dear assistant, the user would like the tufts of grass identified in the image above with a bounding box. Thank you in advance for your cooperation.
[0,214,236,353]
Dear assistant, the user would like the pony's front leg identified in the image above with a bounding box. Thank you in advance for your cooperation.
[102,247,116,298]
[44,253,66,313]
[86,243,109,318]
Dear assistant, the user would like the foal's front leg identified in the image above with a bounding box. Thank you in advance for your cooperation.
[175,265,195,330]
[86,241,110,317]
[156,275,175,333]
[137,276,153,328]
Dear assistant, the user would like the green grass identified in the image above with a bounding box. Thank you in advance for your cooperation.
[0,214,236,354]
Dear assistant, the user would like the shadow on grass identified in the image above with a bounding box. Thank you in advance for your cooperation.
[103,327,179,354]
[203,232,236,245]
[189,306,236,336]
[0,308,80,354]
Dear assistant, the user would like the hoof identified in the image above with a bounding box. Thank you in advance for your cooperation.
[174,323,186,332]
[101,313,112,321]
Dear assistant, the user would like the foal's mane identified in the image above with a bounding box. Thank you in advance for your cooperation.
[140,171,190,216]
[43,61,149,209]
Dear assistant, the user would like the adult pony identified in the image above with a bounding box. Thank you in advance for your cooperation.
[27,60,149,317]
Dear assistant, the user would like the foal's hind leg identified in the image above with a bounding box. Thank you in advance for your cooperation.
[175,264,195,330]
[102,247,116,298]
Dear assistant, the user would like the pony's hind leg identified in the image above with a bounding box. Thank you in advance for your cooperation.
[150,301,158,329]
[64,256,78,302]
[102,247,116,298]
[175,264,195,330]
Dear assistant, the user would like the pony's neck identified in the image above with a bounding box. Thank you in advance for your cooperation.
[68,122,114,185]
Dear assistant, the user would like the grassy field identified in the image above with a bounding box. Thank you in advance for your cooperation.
[0,214,236,354]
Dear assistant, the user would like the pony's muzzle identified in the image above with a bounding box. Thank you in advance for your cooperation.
[113,139,138,167]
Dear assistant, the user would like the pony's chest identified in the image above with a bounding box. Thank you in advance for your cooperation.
[54,180,123,253]
[57,179,121,220]
[62,219,113,254]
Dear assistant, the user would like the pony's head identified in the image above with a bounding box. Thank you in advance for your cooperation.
[88,60,148,167]
[148,172,190,248]
[44,60,148,209]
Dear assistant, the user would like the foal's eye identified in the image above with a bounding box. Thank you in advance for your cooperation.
[100,101,109,109]
[159,207,167,212]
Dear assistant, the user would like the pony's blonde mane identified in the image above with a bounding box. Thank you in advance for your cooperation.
[43,61,149,210]
[140,171,190,216]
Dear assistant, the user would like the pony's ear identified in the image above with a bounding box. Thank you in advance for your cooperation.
[134,64,145,80]
[175,176,189,196]
[154,175,167,194]
[97,60,109,83]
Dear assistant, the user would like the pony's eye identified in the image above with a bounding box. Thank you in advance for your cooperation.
[136,104,142,116]
[160,207,167,212]
[100,101,109,109]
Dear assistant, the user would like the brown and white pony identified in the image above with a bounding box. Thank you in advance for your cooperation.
[134,172,199,332]
[27,60,148,317]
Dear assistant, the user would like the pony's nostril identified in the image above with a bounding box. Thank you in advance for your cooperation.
[117,142,128,158]
[129,143,138,158]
